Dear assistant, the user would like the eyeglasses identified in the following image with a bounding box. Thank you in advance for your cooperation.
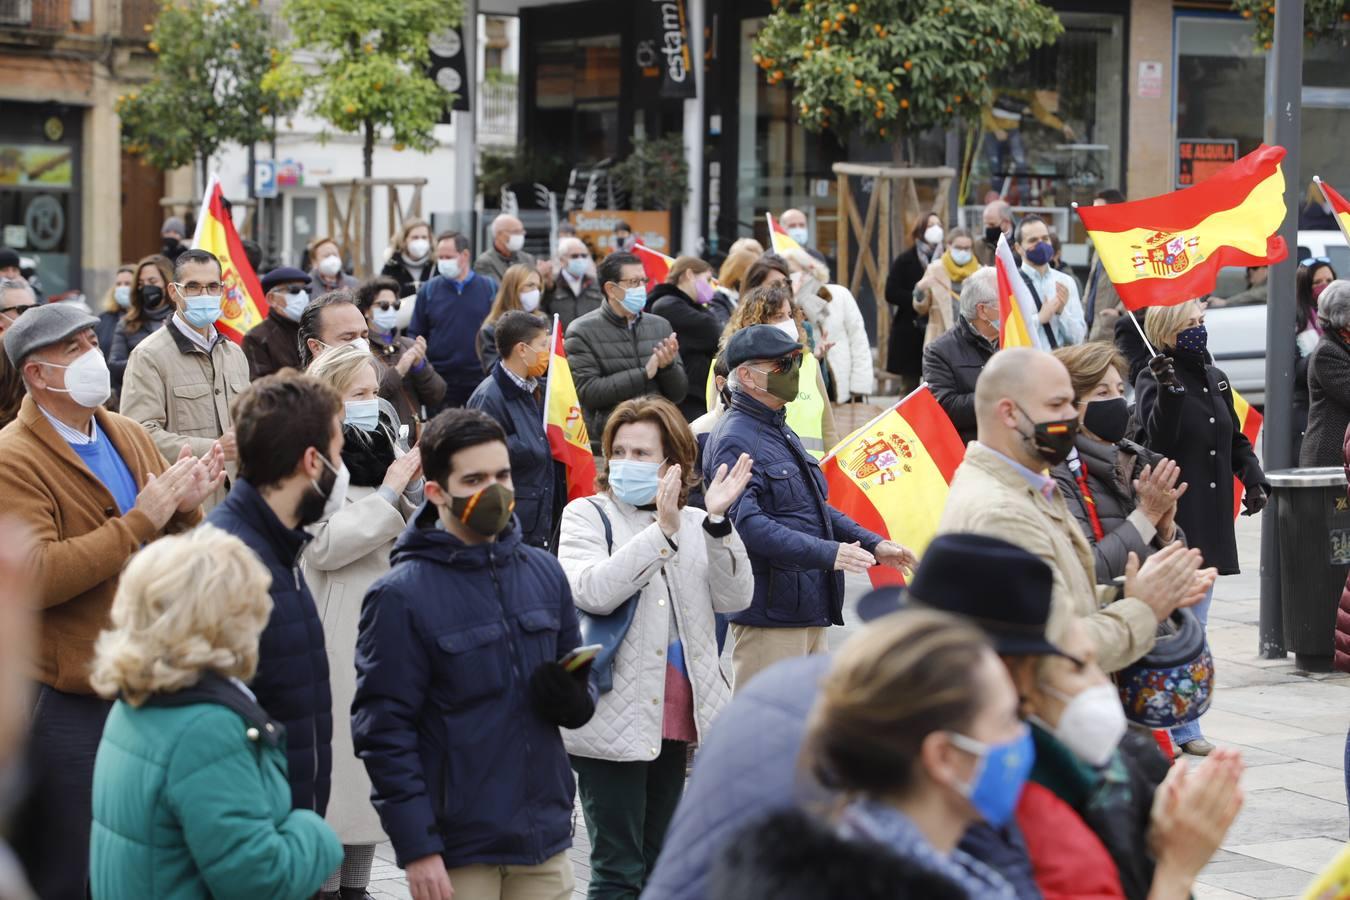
[616,277,649,289]
[374,300,401,311]
[1301,256,1332,267]
[0,303,32,318]
[279,284,307,295]
[174,282,224,297]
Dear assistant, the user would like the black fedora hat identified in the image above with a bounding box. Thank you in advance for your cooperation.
[857,533,1073,659]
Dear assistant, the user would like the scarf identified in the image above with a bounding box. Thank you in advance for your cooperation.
[942,250,981,285]
[340,421,398,488]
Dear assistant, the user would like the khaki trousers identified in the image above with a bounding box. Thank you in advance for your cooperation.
[446,850,574,900]
[730,624,829,693]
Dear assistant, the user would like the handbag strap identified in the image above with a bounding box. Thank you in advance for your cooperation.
[587,498,614,553]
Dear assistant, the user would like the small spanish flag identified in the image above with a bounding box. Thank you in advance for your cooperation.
[632,241,674,294]
[542,314,597,502]
[1076,144,1289,311]
[190,173,268,343]
[1232,388,1263,520]
[1315,176,1350,246]
[994,233,1043,349]
[767,212,805,256]
[822,385,967,587]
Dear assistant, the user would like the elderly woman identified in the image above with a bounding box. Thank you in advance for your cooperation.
[356,276,445,439]
[307,236,360,294]
[1135,299,1267,755]
[913,228,980,347]
[89,527,342,899]
[302,343,422,900]
[781,248,874,404]
[559,396,753,900]
[1300,280,1350,467]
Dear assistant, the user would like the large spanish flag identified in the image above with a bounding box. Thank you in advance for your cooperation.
[1076,144,1289,311]
[1232,388,1263,520]
[995,233,1043,349]
[822,385,967,587]
[767,212,805,255]
[542,314,597,502]
[1315,177,1350,246]
[190,173,267,343]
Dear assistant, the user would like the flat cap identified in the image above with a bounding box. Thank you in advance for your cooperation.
[723,323,802,371]
[261,266,310,292]
[4,302,98,366]
[161,216,186,236]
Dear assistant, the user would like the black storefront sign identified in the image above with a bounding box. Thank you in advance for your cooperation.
[429,26,471,124]
[636,0,695,100]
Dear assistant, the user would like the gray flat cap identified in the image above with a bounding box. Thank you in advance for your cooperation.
[4,303,99,366]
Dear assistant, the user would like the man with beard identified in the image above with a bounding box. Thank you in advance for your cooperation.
[207,371,345,814]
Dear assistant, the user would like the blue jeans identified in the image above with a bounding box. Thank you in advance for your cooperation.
[1170,583,1215,745]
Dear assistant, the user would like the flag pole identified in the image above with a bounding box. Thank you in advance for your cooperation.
[1314,175,1350,246]
[1127,306,1157,358]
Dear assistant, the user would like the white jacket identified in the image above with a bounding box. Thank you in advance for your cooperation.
[823,283,874,398]
[558,493,753,762]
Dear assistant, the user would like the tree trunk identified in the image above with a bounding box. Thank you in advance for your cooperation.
[363,120,375,276]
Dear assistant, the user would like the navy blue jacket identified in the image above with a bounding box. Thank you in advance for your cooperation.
[466,364,565,550]
[352,506,587,869]
[410,272,497,386]
[206,478,332,814]
[703,390,883,627]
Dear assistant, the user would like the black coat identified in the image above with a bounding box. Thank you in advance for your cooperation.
[242,309,303,380]
[922,316,996,445]
[544,274,605,334]
[380,255,435,298]
[883,246,930,377]
[1134,350,1266,574]
[647,282,722,420]
[1301,334,1350,467]
[1114,311,1151,387]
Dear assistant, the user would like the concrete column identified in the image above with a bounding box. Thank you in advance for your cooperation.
[1125,0,1174,199]
[452,0,478,239]
[680,0,705,256]
[83,67,123,295]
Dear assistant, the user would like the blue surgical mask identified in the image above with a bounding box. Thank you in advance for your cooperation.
[438,258,461,280]
[949,248,973,266]
[607,458,662,506]
[372,306,399,333]
[786,225,809,246]
[344,398,381,432]
[621,286,647,315]
[566,257,589,277]
[284,289,310,321]
[184,295,223,329]
[113,285,131,308]
[948,726,1035,827]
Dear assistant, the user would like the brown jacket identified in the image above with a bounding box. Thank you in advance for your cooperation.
[120,318,249,510]
[0,397,201,693]
[242,309,302,380]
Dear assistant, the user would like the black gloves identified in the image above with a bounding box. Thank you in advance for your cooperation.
[1242,484,1268,516]
[1149,354,1185,395]
[529,660,596,729]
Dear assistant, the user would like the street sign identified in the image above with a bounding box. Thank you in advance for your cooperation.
[254,160,277,199]
[1176,139,1237,189]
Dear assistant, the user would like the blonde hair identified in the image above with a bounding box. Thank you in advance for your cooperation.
[1053,342,1128,401]
[717,249,760,292]
[392,218,431,254]
[728,237,765,257]
[90,527,273,707]
[306,341,379,397]
[1144,299,1202,351]
[485,263,543,325]
[102,265,135,314]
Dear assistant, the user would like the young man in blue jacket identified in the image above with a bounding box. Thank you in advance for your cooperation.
[353,408,595,900]
[410,231,498,410]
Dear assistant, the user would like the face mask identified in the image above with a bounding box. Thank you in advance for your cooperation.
[275,289,309,322]
[1174,324,1208,355]
[372,306,399,332]
[1015,402,1079,466]
[448,482,515,537]
[607,458,662,506]
[786,225,809,246]
[317,255,343,278]
[753,358,801,404]
[506,233,526,253]
[407,238,431,261]
[984,225,1003,247]
[39,347,112,408]
[773,318,800,341]
[348,337,370,354]
[1025,242,1055,266]
[344,398,380,432]
[566,257,589,277]
[621,286,647,315]
[113,285,131,308]
[949,248,973,266]
[524,344,550,379]
[1032,683,1127,769]
[1313,282,1330,301]
[313,453,350,521]
[924,225,945,246]
[948,726,1035,827]
[438,258,461,280]
[183,294,223,329]
[694,278,715,305]
[519,289,542,312]
[1082,396,1129,444]
[141,284,165,309]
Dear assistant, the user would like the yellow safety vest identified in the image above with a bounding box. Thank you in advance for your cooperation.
[706,353,828,459]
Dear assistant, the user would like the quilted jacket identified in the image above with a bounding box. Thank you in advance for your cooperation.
[556,494,752,762]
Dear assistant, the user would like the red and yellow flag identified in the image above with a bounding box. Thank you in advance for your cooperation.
[632,241,674,294]
[190,173,267,343]
[766,212,805,255]
[822,386,967,587]
[1076,144,1289,311]
[1315,176,1350,246]
[995,233,1042,349]
[1232,389,1263,520]
[542,314,596,502]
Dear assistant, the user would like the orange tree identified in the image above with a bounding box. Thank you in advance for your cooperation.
[1229,0,1349,49]
[753,0,1062,144]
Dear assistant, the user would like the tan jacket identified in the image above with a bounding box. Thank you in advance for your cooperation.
[913,258,962,347]
[937,442,1157,673]
[120,318,248,510]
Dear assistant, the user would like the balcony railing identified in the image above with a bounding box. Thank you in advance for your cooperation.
[478,79,518,143]
[0,0,72,32]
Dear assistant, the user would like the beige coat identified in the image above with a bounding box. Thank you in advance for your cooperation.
[302,485,415,844]
[120,319,248,511]
[937,442,1158,673]
[558,494,752,762]
[913,258,964,348]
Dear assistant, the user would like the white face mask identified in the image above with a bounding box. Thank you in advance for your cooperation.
[506,233,526,253]
[1032,682,1127,768]
[314,453,351,520]
[924,225,945,246]
[407,238,431,261]
[113,285,131,308]
[786,225,809,245]
[950,248,974,266]
[772,318,799,341]
[317,255,341,277]
[519,289,542,312]
[437,258,461,280]
[281,289,310,322]
[318,337,370,357]
[38,347,112,408]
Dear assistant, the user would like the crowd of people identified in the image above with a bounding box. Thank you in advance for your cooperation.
[0,196,1343,900]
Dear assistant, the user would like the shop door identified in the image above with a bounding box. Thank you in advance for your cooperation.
[121,150,164,264]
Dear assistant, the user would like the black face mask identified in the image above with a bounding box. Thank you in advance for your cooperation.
[296,457,337,527]
[140,284,164,309]
[1015,403,1079,466]
[1082,397,1130,445]
[984,225,1004,248]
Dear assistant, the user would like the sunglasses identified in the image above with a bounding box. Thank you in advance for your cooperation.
[374,300,401,311]
[278,285,307,295]
[0,304,31,318]
[1301,256,1332,267]
[755,354,801,375]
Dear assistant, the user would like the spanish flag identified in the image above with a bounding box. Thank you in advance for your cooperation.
[1076,144,1289,311]
[632,241,674,293]
[994,233,1043,349]
[1232,388,1263,520]
[767,212,805,255]
[190,173,267,343]
[822,385,967,587]
[542,314,597,502]
[1315,176,1350,246]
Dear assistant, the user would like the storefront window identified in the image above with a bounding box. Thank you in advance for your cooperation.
[0,104,79,295]
[535,35,622,164]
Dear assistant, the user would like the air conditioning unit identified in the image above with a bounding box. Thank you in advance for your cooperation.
[0,0,32,25]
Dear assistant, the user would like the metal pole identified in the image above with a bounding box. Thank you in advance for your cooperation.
[1258,0,1302,658]
[453,0,479,241]
[680,0,705,256]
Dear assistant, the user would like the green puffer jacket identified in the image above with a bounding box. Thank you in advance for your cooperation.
[90,672,342,899]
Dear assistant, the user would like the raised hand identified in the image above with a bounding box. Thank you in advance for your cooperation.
[834,541,876,573]
[1124,542,1204,623]
[704,453,754,519]
[382,447,424,496]
[655,464,682,538]
[134,449,200,529]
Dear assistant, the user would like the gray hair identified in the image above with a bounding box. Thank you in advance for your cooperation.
[958,267,999,321]
[557,236,588,259]
[1318,280,1350,331]
[0,278,34,309]
[986,200,1013,224]
[726,365,743,392]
